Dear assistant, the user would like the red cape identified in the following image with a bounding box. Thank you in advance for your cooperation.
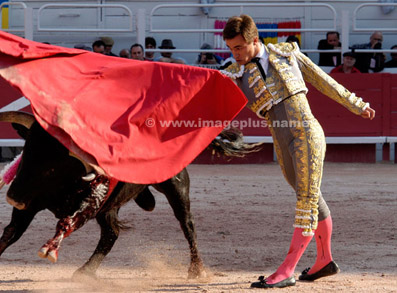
[0,31,246,184]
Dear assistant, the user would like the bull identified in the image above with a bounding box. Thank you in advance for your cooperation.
[0,111,258,279]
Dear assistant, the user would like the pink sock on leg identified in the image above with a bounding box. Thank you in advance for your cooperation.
[266,228,313,284]
[308,215,333,274]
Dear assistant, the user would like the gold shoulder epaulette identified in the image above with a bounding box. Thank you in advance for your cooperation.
[267,42,299,57]
[220,62,244,79]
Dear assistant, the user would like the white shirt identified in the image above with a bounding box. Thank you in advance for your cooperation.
[255,43,269,75]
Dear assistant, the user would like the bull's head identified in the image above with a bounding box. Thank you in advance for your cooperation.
[0,111,89,210]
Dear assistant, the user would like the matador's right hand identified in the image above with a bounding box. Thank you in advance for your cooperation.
[361,107,375,120]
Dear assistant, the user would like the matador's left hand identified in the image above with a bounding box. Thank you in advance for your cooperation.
[361,107,375,120]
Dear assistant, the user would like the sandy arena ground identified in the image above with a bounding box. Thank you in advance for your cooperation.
[0,162,396,292]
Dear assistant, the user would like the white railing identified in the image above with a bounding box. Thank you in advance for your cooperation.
[2,2,396,53]
[351,3,397,56]
[353,3,397,32]
[37,3,133,32]
[150,3,337,34]
[149,2,338,57]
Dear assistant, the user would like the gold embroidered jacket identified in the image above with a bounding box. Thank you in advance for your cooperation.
[221,42,369,117]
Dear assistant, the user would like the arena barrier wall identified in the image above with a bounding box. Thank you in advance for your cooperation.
[0,76,30,146]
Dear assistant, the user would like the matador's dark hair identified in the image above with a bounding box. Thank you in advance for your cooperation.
[222,14,258,43]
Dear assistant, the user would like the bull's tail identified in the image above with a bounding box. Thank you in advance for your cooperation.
[209,127,263,158]
[104,208,131,232]
[0,152,23,190]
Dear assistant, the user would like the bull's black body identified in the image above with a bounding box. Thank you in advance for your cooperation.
[0,121,203,278]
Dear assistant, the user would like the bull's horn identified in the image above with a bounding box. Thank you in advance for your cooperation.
[69,151,106,181]
[0,111,35,129]
[82,172,96,181]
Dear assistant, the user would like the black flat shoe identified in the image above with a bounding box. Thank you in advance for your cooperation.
[250,275,296,289]
[299,261,340,281]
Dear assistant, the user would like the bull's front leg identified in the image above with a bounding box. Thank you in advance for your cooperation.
[72,208,120,279]
[38,175,118,263]
[0,207,39,256]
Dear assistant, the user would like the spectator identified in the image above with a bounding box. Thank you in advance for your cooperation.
[92,40,105,54]
[219,56,236,70]
[145,37,157,61]
[100,37,117,57]
[119,49,131,59]
[196,43,221,65]
[330,52,361,74]
[350,31,385,73]
[130,43,144,61]
[317,31,341,67]
[157,39,186,64]
[74,43,92,51]
[384,45,397,68]
[286,35,301,48]
[286,35,308,56]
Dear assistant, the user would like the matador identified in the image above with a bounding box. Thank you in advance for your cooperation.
[221,15,375,289]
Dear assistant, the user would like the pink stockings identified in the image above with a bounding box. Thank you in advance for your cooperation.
[308,215,333,274]
[265,228,312,284]
[265,216,333,284]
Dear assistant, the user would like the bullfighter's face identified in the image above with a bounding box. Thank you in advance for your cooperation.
[225,34,260,66]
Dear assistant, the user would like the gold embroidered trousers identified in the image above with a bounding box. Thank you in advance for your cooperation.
[264,93,330,236]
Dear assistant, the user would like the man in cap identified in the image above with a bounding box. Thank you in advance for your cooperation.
[157,39,186,64]
[330,52,361,73]
[100,36,117,57]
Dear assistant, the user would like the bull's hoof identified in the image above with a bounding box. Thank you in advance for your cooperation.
[47,250,58,263]
[38,246,49,259]
[188,263,207,279]
[72,267,97,282]
[38,246,58,263]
